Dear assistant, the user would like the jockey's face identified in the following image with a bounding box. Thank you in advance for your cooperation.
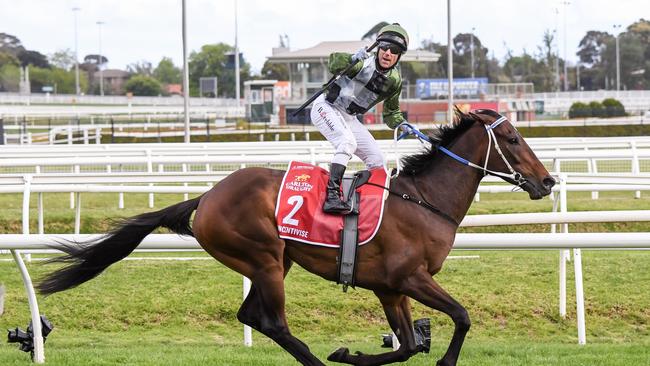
[377,47,400,69]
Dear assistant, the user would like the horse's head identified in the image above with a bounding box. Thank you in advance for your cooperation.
[470,110,555,200]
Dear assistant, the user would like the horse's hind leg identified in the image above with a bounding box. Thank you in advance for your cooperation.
[327,292,420,366]
[236,258,325,366]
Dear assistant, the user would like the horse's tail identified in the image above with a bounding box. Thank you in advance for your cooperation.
[37,195,202,295]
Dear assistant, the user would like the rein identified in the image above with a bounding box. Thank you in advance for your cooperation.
[365,180,460,227]
[395,117,527,187]
[374,113,527,224]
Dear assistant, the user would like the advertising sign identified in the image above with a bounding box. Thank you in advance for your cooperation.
[416,78,488,98]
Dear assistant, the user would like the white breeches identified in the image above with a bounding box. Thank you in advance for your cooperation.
[310,95,385,169]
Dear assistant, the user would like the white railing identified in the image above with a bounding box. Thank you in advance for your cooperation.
[2,170,650,362]
[2,139,649,361]
[0,92,240,107]
[2,136,650,153]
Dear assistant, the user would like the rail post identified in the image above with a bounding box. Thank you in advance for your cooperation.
[12,174,45,362]
[558,174,568,318]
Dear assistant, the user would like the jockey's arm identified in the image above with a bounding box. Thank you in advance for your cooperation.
[328,52,363,78]
[382,80,405,129]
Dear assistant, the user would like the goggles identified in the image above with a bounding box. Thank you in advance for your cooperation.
[378,42,403,55]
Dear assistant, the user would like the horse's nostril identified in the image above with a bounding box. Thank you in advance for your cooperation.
[543,177,556,189]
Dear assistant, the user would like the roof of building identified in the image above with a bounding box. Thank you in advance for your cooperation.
[267,41,440,63]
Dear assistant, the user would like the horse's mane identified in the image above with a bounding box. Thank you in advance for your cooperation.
[400,108,500,175]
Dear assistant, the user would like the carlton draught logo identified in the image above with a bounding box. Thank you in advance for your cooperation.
[295,174,310,182]
[285,173,313,192]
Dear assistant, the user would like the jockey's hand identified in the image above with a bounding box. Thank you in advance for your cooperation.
[351,47,370,63]
[399,123,418,134]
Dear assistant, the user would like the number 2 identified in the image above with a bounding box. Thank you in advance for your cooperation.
[282,195,304,226]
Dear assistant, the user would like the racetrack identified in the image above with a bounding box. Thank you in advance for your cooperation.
[0,192,648,365]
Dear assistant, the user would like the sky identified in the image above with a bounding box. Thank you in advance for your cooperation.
[1,0,647,74]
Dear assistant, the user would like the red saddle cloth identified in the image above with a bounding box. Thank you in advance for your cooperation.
[275,161,389,247]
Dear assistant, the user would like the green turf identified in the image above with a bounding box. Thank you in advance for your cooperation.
[0,250,648,365]
[0,190,648,364]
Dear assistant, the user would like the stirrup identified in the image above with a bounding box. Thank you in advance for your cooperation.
[323,200,351,214]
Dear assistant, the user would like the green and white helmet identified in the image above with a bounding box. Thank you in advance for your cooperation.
[377,23,409,52]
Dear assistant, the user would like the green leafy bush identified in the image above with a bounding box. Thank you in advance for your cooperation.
[569,102,590,118]
[125,75,162,96]
[602,98,626,117]
[588,101,605,118]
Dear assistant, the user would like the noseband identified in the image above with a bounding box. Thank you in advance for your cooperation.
[395,116,527,187]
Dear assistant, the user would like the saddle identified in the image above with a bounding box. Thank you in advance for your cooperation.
[275,161,389,290]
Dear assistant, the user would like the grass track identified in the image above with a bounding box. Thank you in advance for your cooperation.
[0,187,648,365]
[0,250,648,365]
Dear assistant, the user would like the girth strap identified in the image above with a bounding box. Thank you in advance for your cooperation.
[337,175,361,291]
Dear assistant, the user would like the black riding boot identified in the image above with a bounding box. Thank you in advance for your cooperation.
[323,163,351,214]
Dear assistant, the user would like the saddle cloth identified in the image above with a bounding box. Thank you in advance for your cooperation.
[275,161,389,247]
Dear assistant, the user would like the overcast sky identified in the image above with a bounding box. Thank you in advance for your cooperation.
[1,0,647,74]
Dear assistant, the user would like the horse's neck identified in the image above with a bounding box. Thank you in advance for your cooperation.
[404,127,487,224]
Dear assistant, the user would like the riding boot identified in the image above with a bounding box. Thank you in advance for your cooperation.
[323,163,351,214]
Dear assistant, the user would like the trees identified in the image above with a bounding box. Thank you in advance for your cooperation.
[153,57,181,84]
[124,75,162,96]
[575,19,650,90]
[188,43,251,98]
[451,33,489,78]
[0,33,25,56]
[127,60,153,76]
[260,60,288,80]
[17,50,50,68]
[49,49,76,71]
[29,66,78,94]
[0,63,20,92]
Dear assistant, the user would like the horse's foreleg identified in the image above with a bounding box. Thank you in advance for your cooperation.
[327,292,420,366]
[403,269,470,366]
[236,260,325,366]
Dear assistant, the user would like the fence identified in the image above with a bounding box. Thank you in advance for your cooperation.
[2,139,650,362]
[0,92,240,107]
[2,169,650,362]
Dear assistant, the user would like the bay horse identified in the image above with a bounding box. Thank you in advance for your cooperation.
[38,109,555,366]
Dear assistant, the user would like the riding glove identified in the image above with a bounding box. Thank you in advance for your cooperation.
[351,47,369,63]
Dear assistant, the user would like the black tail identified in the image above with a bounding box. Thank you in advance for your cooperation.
[37,196,202,295]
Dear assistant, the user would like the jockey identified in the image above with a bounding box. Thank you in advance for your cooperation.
[311,23,409,214]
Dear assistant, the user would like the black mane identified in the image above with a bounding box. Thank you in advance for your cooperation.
[400,109,494,175]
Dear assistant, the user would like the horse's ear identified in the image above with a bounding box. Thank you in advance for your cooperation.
[452,105,465,124]
[468,111,487,125]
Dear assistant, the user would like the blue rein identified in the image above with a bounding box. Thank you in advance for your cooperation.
[395,117,524,185]
[397,122,471,166]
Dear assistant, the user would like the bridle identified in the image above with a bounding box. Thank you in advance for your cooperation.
[365,113,529,226]
[394,115,527,187]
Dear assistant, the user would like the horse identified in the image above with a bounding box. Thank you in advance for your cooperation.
[37,109,555,366]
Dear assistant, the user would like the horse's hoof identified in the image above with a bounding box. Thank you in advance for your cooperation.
[327,347,350,362]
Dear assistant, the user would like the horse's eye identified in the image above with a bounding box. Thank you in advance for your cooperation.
[508,137,519,145]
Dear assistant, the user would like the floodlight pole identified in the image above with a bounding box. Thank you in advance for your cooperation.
[182,0,190,143]
[613,24,621,94]
[73,7,81,95]
[447,0,453,123]
[234,0,240,105]
[553,8,560,94]
[562,1,570,91]
[470,27,475,79]
[96,21,105,96]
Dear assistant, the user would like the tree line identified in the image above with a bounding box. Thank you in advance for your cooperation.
[1,18,648,97]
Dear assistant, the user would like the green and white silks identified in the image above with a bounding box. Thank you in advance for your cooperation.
[325,53,405,128]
